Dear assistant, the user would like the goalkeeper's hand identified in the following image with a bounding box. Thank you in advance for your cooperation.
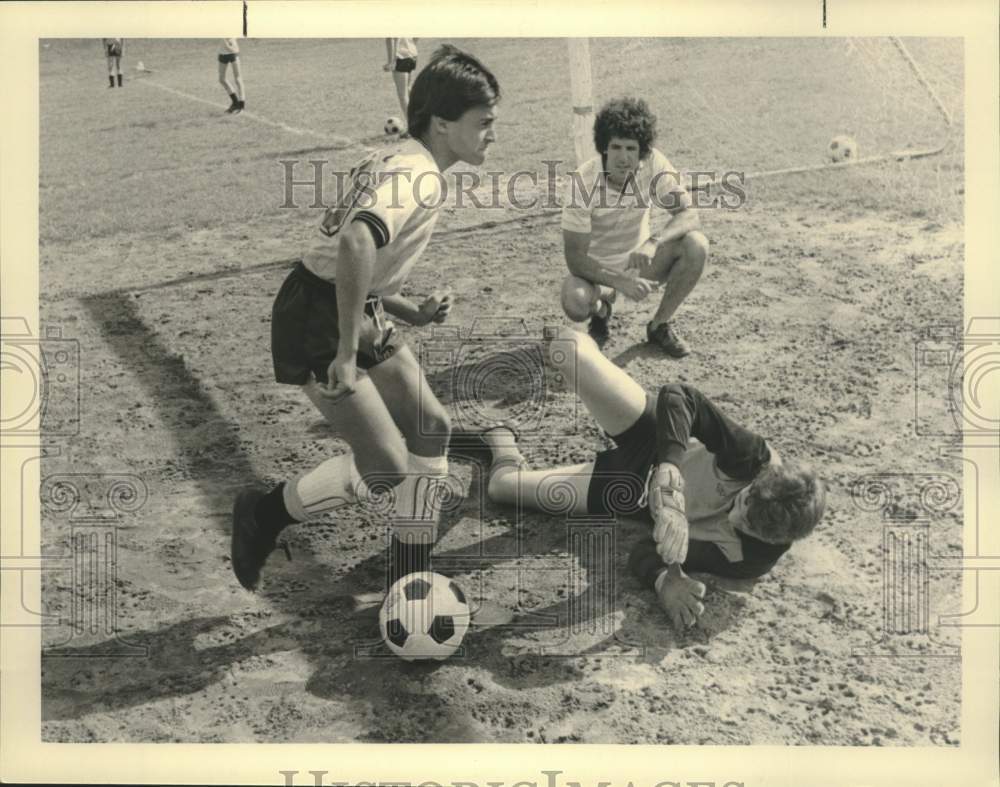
[649,463,688,564]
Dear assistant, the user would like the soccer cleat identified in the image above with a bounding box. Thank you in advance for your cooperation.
[587,299,613,347]
[225,101,238,114]
[230,488,278,591]
[646,320,691,358]
[231,100,245,115]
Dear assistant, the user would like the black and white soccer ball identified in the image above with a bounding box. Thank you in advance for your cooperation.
[379,572,471,661]
[384,116,403,135]
[828,135,858,163]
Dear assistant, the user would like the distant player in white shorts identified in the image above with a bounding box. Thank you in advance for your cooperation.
[231,45,501,592]
[218,38,245,114]
[384,38,419,121]
[561,97,709,356]
[102,38,124,88]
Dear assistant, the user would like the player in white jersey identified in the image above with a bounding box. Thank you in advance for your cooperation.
[231,45,501,592]
[384,38,419,120]
[561,97,709,356]
[470,326,826,630]
[218,38,245,114]
[102,39,124,88]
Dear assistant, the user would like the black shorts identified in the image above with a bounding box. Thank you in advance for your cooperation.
[271,261,399,385]
[218,52,238,64]
[586,394,658,520]
[106,43,123,57]
[394,57,417,73]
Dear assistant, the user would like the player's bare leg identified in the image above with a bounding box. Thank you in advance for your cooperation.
[231,374,408,591]
[391,70,410,118]
[644,231,708,357]
[548,325,646,435]
[560,275,617,346]
[367,346,454,579]
[219,61,240,113]
[231,58,246,112]
[486,326,647,512]
[106,56,116,87]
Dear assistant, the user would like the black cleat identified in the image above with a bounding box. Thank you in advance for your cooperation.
[231,488,277,591]
[646,320,691,358]
[231,100,245,115]
[587,299,612,347]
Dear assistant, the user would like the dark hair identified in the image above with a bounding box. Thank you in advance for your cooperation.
[408,45,501,139]
[593,97,657,159]
[746,464,827,543]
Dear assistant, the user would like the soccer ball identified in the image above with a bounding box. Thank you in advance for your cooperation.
[384,116,403,135]
[828,135,858,163]
[379,572,471,661]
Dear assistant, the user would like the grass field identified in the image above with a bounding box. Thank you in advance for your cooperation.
[38,37,965,744]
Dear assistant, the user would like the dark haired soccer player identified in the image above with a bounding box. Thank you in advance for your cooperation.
[230,46,500,593]
[561,97,708,356]
[479,326,826,630]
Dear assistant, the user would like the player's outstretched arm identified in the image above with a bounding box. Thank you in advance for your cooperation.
[325,222,377,401]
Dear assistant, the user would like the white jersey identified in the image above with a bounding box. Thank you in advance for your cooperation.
[394,38,418,60]
[220,38,239,54]
[302,138,443,296]
[561,147,691,270]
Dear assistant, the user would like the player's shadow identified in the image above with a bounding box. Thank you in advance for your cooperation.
[610,342,684,369]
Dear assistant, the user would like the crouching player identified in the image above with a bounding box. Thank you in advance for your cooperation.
[561,97,708,356]
[230,45,500,592]
[478,327,826,629]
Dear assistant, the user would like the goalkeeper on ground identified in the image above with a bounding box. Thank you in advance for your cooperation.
[469,326,826,630]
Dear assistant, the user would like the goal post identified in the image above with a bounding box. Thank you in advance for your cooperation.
[567,38,595,168]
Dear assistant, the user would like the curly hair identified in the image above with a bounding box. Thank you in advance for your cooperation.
[745,464,827,544]
[593,97,658,159]
[408,45,501,139]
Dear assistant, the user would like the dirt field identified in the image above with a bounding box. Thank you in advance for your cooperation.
[37,37,965,744]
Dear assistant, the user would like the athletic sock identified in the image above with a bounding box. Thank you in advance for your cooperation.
[228,92,238,104]
[282,453,361,522]
[117,73,122,87]
[391,452,448,545]
[254,483,296,538]
[108,75,115,87]
[483,427,523,469]
[389,534,433,584]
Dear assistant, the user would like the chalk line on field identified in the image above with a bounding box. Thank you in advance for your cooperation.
[142,78,368,151]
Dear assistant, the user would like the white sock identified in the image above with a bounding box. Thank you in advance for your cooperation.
[391,452,448,545]
[283,454,362,522]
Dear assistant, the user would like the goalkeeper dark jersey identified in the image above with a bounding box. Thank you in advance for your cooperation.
[586,383,792,587]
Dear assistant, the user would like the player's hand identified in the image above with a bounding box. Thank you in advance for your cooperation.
[416,289,453,325]
[626,239,659,279]
[383,62,393,72]
[618,275,660,302]
[656,565,706,630]
[321,355,357,401]
[649,463,688,564]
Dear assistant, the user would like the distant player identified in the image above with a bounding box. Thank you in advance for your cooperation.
[230,45,500,592]
[102,38,124,88]
[476,326,826,630]
[218,38,245,114]
[384,38,419,121]
[561,97,708,356]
